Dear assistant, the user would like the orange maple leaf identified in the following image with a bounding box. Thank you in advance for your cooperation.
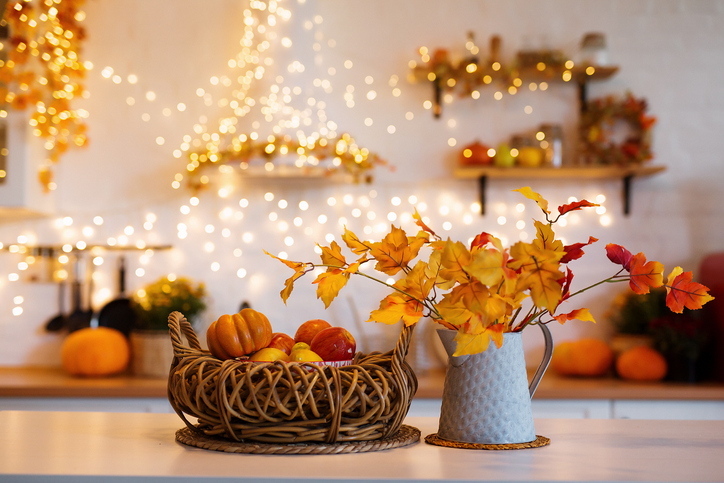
[264,250,308,304]
[628,253,664,295]
[318,241,347,268]
[369,225,428,275]
[342,227,370,256]
[413,208,437,238]
[552,308,596,325]
[665,270,714,313]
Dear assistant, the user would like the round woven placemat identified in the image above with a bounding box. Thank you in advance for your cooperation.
[425,433,550,450]
[176,424,421,455]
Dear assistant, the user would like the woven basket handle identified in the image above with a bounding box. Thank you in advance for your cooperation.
[167,311,203,357]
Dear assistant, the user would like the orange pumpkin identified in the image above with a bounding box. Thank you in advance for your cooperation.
[459,140,492,166]
[552,338,614,377]
[206,308,273,360]
[616,346,668,381]
[61,327,130,377]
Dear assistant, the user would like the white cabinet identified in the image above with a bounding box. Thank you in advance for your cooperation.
[0,397,173,413]
[407,398,724,420]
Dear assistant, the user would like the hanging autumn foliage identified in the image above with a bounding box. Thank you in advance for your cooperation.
[1,0,89,192]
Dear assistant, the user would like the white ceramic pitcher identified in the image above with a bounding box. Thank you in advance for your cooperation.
[436,324,553,445]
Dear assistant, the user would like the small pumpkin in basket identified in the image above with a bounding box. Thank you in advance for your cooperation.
[206,308,272,360]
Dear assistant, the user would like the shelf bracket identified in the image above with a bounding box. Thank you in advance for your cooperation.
[622,174,633,216]
[478,175,487,215]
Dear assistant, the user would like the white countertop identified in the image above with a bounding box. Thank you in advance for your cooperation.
[1,411,723,482]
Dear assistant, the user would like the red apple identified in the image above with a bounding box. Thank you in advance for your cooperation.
[310,327,356,361]
[294,319,332,345]
[267,332,295,355]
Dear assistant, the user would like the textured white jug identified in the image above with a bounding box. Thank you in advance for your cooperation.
[436,325,552,444]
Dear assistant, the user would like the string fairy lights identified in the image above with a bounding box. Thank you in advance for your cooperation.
[0,1,619,324]
[0,0,90,191]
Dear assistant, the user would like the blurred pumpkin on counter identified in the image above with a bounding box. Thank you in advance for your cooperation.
[616,346,668,381]
[551,338,614,377]
[61,327,130,377]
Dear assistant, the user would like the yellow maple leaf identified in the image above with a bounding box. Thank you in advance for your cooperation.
[465,248,505,287]
[280,270,305,305]
[452,323,505,356]
[394,260,435,301]
[513,187,550,215]
[342,227,370,256]
[313,269,349,308]
[508,241,565,272]
[533,220,564,252]
[344,258,365,275]
[516,261,565,312]
[439,240,472,284]
[435,295,474,328]
[368,293,425,326]
[425,242,457,290]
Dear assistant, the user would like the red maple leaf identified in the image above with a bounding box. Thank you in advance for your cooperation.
[557,267,574,306]
[666,271,715,313]
[561,236,598,264]
[470,232,497,251]
[605,243,634,271]
[557,200,599,217]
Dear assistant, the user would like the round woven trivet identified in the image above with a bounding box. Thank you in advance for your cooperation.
[176,425,421,455]
[425,433,550,450]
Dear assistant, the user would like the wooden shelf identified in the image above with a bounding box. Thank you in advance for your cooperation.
[454,165,666,179]
[453,165,667,215]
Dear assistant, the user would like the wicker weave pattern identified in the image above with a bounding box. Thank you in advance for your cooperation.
[167,312,418,444]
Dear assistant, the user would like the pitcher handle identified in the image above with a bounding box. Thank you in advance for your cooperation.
[528,323,553,398]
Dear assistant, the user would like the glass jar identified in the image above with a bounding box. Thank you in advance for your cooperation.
[539,124,563,168]
[579,32,608,66]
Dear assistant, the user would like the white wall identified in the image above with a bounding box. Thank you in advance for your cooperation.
[0,0,722,367]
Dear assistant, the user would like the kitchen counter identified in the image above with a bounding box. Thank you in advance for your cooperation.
[1,411,722,482]
[2,366,724,401]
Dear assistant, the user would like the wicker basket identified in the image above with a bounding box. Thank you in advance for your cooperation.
[166,311,418,444]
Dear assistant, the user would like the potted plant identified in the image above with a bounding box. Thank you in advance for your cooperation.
[130,276,207,378]
[609,288,711,382]
[269,187,713,446]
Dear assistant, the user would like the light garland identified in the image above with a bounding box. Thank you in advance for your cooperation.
[1,0,90,192]
[1,3,624,324]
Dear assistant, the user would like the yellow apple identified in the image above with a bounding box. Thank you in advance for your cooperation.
[289,347,323,362]
[248,347,290,362]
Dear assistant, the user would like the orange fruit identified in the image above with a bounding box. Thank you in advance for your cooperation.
[616,346,668,381]
[552,338,613,377]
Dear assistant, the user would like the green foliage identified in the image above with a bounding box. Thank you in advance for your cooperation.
[131,276,207,331]
[608,288,667,335]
